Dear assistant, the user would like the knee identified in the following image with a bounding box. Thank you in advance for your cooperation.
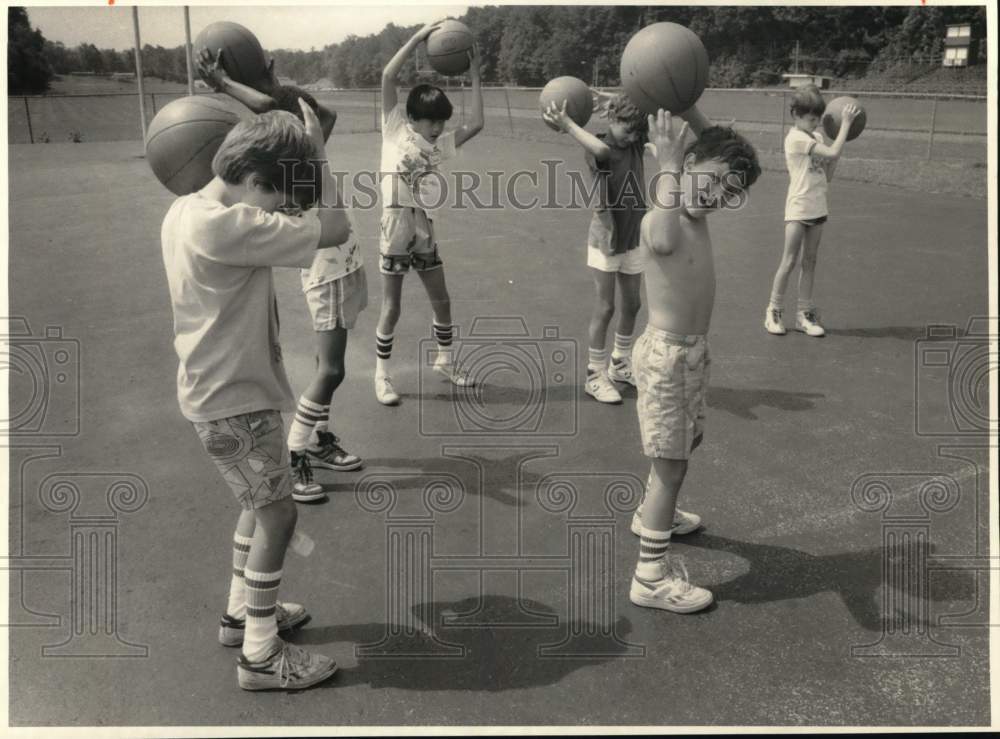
[255,497,298,538]
[594,299,615,323]
[316,362,345,388]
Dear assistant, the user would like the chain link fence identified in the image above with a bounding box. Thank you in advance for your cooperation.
[7,86,987,162]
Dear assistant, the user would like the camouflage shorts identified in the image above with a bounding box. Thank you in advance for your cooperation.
[193,410,293,510]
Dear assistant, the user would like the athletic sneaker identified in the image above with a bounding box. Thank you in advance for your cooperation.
[237,639,338,691]
[764,306,786,335]
[290,451,324,503]
[796,308,826,337]
[218,601,310,647]
[585,370,623,404]
[630,557,713,614]
[434,360,474,387]
[607,356,636,386]
[375,374,400,406]
[307,430,362,472]
[630,508,702,537]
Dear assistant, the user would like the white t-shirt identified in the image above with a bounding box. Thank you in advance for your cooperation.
[380,105,457,210]
[161,193,321,422]
[784,127,828,220]
[299,215,364,291]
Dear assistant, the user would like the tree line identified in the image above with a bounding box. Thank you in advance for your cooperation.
[10,5,987,94]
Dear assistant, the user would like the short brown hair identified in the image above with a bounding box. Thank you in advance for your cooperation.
[211,110,321,209]
[685,125,762,189]
[790,85,826,118]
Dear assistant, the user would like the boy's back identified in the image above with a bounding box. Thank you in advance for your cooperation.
[161,193,321,422]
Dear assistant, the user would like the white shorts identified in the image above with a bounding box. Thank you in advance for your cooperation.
[304,267,368,331]
[587,245,646,275]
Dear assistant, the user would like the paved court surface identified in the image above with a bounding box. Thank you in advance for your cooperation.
[6,133,991,727]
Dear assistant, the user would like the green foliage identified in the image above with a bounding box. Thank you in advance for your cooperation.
[33,6,987,91]
[8,7,53,94]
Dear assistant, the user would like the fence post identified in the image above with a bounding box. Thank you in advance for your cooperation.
[150,93,157,117]
[373,88,379,132]
[926,98,938,161]
[779,91,786,151]
[461,81,466,123]
[24,97,34,144]
[504,87,515,135]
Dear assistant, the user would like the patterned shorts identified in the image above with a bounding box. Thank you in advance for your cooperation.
[304,267,369,331]
[379,207,443,274]
[193,410,293,510]
[633,327,710,460]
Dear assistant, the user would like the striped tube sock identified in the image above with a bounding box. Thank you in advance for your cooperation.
[797,298,816,314]
[769,289,785,310]
[225,533,253,619]
[286,397,329,452]
[375,331,394,377]
[433,322,454,364]
[242,567,283,662]
[611,332,634,361]
[587,347,608,376]
[634,527,672,583]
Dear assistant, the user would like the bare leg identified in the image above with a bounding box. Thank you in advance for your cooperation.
[415,266,452,327]
[615,271,642,338]
[377,273,405,339]
[301,328,348,413]
[641,457,688,532]
[588,268,616,352]
[769,221,806,304]
[797,223,825,309]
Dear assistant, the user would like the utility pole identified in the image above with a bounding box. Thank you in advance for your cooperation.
[794,40,801,74]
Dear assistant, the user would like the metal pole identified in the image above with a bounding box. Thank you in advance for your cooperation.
[926,98,939,160]
[132,6,148,144]
[183,6,195,95]
[779,91,786,150]
[504,87,514,135]
[373,88,379,132]
[461,80,466,123]
[151,92,158,116]
[24,97,34,144]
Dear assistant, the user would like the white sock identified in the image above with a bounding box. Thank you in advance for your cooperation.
[635,527,672,582]
[242,567,282,662]
[225,533,253,619]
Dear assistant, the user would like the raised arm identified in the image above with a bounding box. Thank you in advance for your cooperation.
[677,104,712,137]
[198,47,276,114]
[299,99,351,248]
[642,110,689,256]
[542,100,611,161]
[454,44,484,148]
[811,104,861,160]
[382,21,441,115]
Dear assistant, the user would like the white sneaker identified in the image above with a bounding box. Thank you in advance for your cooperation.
[796,308,826,337]
[375,374,400,406]
[630,508,702,536]
[585,370,623,404]
[764,306,786,335]
[289,451,324,503]
[433,360,474,387]
[630,557,713,614]
[606,356,636,386]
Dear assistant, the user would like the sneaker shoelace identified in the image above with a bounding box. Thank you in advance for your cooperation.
[652,557,693,596]
[315,430,346,456]
[803,309,820,324]
[292,453,315,485]
[770,308,783,322]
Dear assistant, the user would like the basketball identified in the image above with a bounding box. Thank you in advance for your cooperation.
[620,22,710,115]
[194,21,270,87]
[426,19,474,76]
[145,95,243,195]
[539,76,593,131]
[822,96,867,140]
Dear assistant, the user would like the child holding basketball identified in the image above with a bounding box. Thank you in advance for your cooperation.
[199,49,366,501]
[161,102,350,690]
[630,109,760,613]
[542,93,713,405]
[764,85,861,337]
[374,21,484,405]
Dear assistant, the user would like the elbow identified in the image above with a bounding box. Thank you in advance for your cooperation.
[595,144,612,161]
